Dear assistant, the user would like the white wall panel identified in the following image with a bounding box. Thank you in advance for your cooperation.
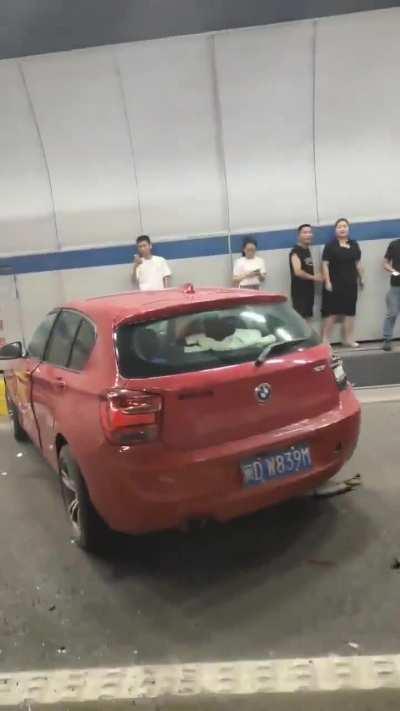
[21,49,141,249]
[116,37,227,238]
[0,60,57,254]
[0,272,23,343]
[61,255,232,304]
[169,254,231,288]
[315,8,400,222]
[215,22,316,233]
[17,272,64,343]
[62,264,132,302]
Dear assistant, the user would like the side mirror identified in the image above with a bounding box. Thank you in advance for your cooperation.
[0,341,24,359]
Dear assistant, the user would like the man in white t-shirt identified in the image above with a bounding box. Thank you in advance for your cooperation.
[233,237,266,289]
[131,235,172,291]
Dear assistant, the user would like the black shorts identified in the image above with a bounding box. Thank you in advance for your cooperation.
[292,293,314,319]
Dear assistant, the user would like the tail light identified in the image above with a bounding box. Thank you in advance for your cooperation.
[330,356,348,390]
[100,389,162,445]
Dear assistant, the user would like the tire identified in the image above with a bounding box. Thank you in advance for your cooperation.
[59,444,110,554]
[6,393,28,442]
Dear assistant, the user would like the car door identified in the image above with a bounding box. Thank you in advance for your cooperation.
[32,309,82,465]
[31,310,95,468]
[6,312,58,447]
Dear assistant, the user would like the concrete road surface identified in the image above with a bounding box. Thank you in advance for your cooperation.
[0,398,399,709]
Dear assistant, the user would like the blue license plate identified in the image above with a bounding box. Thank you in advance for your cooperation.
[241,443,312,487]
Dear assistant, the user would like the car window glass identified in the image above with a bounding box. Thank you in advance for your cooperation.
[69,319,96,370]
[45,311,82,367]
[116,302,319,378]
[27,312,58,360]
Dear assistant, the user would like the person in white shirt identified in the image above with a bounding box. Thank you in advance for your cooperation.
[131,235,172,291]
[233,238,266,290]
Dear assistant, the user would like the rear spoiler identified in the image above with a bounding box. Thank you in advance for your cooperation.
[114,292,287,328]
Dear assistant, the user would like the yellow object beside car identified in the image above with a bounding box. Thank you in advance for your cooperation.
[0,377,8,416]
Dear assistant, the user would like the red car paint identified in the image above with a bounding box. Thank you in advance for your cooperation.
[4,288,361,534]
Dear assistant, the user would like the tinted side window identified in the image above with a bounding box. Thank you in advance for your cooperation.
[69,319,96,370]
[45,311,82,367]
[28,313,58,359]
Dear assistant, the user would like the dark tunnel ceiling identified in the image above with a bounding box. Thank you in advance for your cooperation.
[0,0,399,59]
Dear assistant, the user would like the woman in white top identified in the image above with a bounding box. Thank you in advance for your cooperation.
[233,238,266,290]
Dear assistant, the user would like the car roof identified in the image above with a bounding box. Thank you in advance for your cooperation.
[64,287,285,325]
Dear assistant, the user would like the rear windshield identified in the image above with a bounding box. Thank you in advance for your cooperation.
[116,302,320,378]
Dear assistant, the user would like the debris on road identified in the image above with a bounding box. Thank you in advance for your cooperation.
[48,605,56,612]
[1,471,7,477]
[16,452,23,458]
[314,482,351,497]
[391,557,400,570]
[313,473,362,498]
[348,642,360,650]
[57,646,67,655]
[345,473,362,488]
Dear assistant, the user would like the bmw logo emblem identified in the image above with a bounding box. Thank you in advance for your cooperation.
[255,383,272,403]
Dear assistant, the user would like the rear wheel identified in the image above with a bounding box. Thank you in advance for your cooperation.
[59,444,110,554]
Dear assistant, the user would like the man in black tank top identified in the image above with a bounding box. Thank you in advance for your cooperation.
[289,224,322,320]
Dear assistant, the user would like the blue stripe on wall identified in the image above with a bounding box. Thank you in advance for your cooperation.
[231,218,400,252]
[1,218,399,276]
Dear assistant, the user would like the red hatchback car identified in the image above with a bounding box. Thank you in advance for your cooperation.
[0,287,360,552]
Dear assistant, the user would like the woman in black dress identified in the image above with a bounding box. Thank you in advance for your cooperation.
[321,218,364,347]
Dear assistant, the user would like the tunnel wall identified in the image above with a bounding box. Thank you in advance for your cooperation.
[0,7,399,343]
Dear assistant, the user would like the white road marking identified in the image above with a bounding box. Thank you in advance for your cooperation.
[1,655,400,706]
[355,385,400,403]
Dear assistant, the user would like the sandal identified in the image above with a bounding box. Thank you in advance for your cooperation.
[342,341,359,349]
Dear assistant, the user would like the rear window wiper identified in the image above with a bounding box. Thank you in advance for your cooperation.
[255,337,307,366]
